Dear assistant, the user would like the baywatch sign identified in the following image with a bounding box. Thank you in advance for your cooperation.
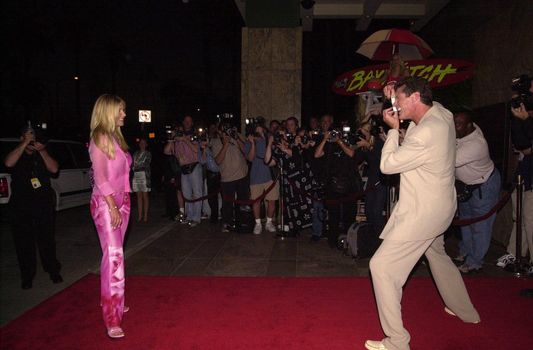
[332,59,475,96]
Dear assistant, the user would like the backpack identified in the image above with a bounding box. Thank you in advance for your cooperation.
[338,222,381,259]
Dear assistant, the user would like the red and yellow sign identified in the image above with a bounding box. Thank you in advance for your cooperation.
[332,59,475,96]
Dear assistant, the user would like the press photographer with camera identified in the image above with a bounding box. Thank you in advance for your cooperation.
[4,123,62,290]
[497,74,533,272]
[211,121,248,233]
[244,117,279,234]
[265,117,320,237]
[314,119,360,248]
[163,115,203,227]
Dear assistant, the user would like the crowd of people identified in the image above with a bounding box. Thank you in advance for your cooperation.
[160,112,388,248]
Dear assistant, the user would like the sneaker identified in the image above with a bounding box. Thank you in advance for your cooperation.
[265,221,276,233]
[187,221,199,228]
[222,224,230,233]
[458,263,482,274]
[496,253,516,268]
[453,255,465,263]
[253,223,262,235]
[527,264,533,275]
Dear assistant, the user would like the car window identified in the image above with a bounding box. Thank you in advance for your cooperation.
[47,142,76,169]
[69,143,91,168]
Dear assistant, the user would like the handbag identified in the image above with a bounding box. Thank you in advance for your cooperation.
[181,162,198,175]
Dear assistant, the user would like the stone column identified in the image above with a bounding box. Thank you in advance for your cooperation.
[241,27,302,130]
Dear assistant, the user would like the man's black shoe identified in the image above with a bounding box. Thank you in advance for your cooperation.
[310,235,321,243]
[21,280,32,290]
[50,273,63,284]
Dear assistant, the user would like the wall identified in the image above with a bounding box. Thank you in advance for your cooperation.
[241,27,302,128]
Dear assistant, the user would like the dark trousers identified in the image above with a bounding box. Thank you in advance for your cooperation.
[220,176,249,226]
[365,183,387,235]
[164,180,178,217]
[206,170,221,221]
[10,197,61,282]
[326,191,356,246]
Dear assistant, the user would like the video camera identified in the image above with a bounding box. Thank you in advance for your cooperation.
[511,74,533,111]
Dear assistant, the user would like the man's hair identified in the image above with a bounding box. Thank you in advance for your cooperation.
[452,107,475,124]
[286,116,299,126]
[395,77,433,106]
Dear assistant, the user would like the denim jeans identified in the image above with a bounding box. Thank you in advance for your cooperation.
[181,164,204,222]
[459,169,501,269]
[312,200,325,237]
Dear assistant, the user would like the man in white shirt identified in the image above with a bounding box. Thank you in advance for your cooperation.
[454,109,501,273]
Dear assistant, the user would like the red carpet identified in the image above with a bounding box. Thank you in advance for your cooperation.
[1,275,532,350]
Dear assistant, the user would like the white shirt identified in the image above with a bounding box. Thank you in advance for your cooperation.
[455,123,494,185]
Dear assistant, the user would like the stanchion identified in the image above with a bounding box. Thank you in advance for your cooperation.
[506,175,533,297]
[277,164,287,240]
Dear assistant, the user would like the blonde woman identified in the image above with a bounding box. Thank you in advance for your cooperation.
[132,138,151,222]
[89,94,131,339]
[382,53,411,85]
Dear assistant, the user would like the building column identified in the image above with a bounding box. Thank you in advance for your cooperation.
[241,27,302,129]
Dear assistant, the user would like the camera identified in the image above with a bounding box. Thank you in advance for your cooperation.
[190,128,208,142]
[511,74,533,111]
[245,116,265,137]
[24,121,48,145]
[369,115,389,136]
[221,123,238,139]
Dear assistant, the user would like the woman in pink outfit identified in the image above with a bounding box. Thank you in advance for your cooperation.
[89,94,132,339]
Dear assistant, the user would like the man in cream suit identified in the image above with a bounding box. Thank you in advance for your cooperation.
[364,77,480,350]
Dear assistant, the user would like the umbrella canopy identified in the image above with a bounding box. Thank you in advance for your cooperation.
[356,28,434,61]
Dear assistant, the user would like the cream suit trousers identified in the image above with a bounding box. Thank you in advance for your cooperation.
[369,235,481,350]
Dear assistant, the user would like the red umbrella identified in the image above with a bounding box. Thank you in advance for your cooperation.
[356,28,434,61]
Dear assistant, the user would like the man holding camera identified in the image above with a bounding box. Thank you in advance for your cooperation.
[453,109,501,274]
[211,123,248,232]
[164,115,203,227]
[244,118,279,234]
[4,126,62,289]
[314,117,358,248]
[497,75,533,272]
[365,77,479,350]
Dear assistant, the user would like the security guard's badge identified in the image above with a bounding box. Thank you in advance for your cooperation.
[31,177,42,189]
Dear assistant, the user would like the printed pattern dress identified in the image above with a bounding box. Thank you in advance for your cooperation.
[132,151,152,192]
[273,146,322,231]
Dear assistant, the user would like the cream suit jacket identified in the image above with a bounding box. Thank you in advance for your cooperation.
[380,102,457,241]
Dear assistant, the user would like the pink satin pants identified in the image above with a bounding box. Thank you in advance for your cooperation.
[90,192,130,328]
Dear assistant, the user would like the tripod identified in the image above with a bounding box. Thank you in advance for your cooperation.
[506,175,533,297]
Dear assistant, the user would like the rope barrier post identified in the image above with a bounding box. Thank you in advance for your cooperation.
[277,164,287,240]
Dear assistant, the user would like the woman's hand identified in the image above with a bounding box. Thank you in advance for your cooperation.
[109,206,122,229]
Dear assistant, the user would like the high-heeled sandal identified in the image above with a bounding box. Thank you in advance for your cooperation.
[123,306,129,313]
[107,326,125,339]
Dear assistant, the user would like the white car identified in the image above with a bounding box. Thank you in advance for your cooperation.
[0,138,92,211]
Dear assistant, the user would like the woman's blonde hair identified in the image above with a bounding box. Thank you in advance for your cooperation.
[90,94,129,159]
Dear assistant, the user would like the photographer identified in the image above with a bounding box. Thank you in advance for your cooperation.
[211,123,248,233]
[355,119,387,238]
[265,117,319,237]
[244,118,279,234]
[315,120,360,248]
[164,115,203,227]
[201,124,221,223]
[4,125,62,289]
[497,75,533,271]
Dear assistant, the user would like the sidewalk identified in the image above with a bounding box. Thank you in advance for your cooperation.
[0,192,177,326]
